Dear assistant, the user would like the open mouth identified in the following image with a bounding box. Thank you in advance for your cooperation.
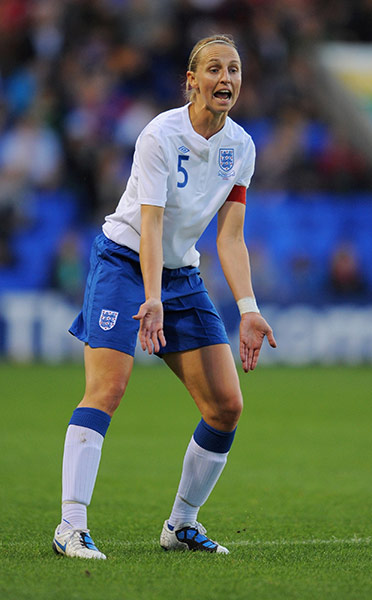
[213,90,232,100]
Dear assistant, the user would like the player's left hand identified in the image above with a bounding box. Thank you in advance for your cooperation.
[132,298,166,355]
[239,312,277,372]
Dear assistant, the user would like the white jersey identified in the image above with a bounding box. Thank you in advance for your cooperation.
[103,104,255,268]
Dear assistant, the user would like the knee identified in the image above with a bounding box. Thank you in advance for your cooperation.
[219,395,243,429]
[82,377,127,416]
[102,379,127,413]
[208,390,243,431]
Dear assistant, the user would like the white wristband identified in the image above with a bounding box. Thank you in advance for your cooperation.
[237,296,260,315]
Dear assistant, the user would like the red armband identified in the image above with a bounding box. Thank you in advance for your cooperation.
[225,185,246,205]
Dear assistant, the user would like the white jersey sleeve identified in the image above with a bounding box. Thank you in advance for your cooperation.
[235,137,256,189]
[136,131,169,207]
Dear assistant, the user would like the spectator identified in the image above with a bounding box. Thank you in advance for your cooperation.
[51,231,86,304]
[328,243,367,299]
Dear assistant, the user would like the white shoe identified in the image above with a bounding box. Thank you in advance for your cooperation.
[160,520,229,554]
[53,524,106,560]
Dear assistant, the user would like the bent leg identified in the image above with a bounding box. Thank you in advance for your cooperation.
[60,346,133,534]
[164,343,243,431]
[79,345,134,415]
[162,344,243,534]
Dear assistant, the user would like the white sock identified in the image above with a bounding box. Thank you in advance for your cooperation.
[60,502,87,532]
[168,436,228,528]
[61,424,104,529]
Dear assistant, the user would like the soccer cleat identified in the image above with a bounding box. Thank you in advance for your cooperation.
[52,524,106,560]
[160,520,229,554]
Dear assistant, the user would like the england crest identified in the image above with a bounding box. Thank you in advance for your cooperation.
[99,309,119,331]
[219,148,234,173]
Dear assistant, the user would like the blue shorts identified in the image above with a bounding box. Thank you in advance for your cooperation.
[69,233,229,357]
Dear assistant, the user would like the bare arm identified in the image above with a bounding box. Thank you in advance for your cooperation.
[217,201,276,372]
[132,204,166,354]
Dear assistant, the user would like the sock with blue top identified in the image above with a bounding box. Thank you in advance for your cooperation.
[168,419,236,529]
[60,407,111,533]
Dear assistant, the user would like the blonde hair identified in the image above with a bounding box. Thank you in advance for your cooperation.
[185,34,239,102]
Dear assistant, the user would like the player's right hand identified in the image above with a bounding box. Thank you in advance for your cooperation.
[132,298,166,355]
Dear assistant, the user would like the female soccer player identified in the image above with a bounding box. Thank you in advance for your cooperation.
[53,33,277,559]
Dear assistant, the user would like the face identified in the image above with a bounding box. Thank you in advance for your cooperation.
[187,44,242,114]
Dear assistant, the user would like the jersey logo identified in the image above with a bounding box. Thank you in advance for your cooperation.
[178,145,190,153]
[218,148,235,179]
[99,309,119,331]
[219,148,234,172]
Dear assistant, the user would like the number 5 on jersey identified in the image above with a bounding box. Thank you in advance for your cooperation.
[177,155,189,188]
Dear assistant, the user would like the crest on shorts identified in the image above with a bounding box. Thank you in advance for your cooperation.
[218,148,234,172]
[99,309,119,331]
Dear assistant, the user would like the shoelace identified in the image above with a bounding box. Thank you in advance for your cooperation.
[176,524,218,552]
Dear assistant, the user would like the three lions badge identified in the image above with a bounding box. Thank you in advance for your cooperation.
[218,148,235,179]
[99,309,119,331]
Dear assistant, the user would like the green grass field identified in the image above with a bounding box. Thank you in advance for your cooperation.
[1,363,372,599]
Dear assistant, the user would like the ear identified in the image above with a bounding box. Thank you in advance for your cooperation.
[186,70,199,92]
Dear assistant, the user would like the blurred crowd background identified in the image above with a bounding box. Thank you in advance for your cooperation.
[0,0,371,311]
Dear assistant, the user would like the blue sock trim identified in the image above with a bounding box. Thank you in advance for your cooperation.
[69,407,111,438]
[193,418,236,454]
